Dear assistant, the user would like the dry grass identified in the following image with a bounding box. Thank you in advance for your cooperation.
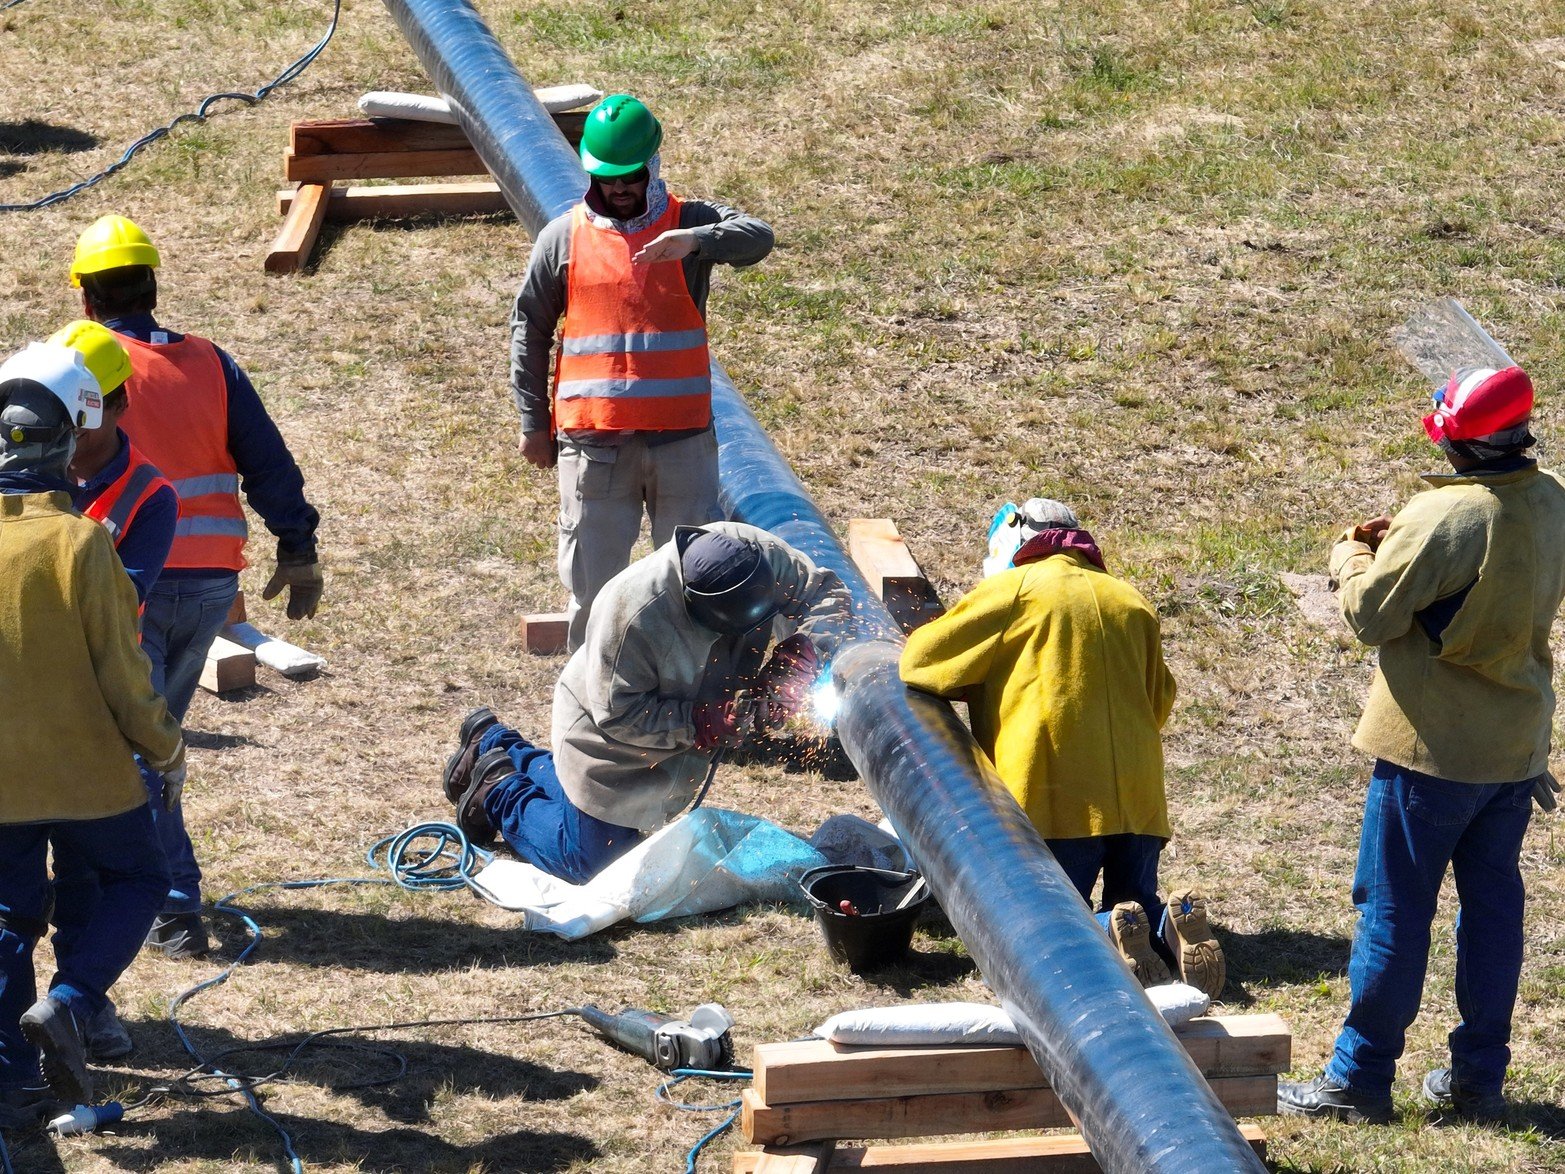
[5,0,1565,1169]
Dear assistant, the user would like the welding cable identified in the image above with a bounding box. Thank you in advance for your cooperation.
[656,1069,751,1174]
[0,0,342,211]
[365,821,493,893]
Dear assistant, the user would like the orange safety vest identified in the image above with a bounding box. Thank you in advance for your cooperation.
[116,332,248,571]
[82,440,174,551]
[554,196,712,433]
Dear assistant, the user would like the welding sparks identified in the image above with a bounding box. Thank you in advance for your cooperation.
[810,670,840,729]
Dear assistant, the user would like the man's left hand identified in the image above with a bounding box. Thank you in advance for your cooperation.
[632,229,699,265]
[262,555,324,620]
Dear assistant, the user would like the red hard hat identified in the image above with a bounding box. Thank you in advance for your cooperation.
[1423,366,1534,446]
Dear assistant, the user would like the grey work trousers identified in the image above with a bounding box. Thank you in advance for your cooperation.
[557,429,721,651]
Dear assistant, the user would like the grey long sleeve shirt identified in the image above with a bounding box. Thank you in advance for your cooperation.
[509,197,774,435]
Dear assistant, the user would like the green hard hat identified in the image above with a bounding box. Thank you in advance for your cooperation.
[580,94,663,178]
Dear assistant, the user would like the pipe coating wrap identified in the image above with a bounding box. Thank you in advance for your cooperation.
[383,1,1267,1166]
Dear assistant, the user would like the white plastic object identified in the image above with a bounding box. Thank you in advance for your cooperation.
[1145,981,1211,1027]
[47,1101,124,1135]
[222,621,324,679]
[357,84,604,124]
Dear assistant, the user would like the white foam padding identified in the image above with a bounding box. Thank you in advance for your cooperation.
[357,85,604,124]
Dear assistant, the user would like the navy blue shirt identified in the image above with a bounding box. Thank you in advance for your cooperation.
[105,313,319,575]
[72,429,178,605]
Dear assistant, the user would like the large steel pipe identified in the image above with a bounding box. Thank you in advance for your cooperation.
[382,1,1265,1168]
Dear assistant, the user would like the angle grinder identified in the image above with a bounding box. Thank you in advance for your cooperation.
[576,1003,735,1071]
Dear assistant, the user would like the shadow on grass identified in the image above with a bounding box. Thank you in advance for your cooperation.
[183,728,260,751]
[732,732,860,781]
[104,1017,598,1128]
[0,1132,67,1172]
[204,902,619,971]
[0,160,24,180]
[0,120,98,154]
[94,1109,599,1172]
[1218,924,1351,1002]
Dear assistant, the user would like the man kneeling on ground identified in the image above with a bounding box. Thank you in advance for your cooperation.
[441,523,852,883]
[899,497,1225,999]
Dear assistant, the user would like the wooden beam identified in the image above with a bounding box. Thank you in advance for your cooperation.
[265,182,331,274]
[284,147,489,183]
[754,1015,1290,1106]
[846,519,943,633]
[226,590,247,625]
[289,111,584,156]
[733,1125,1267,1172]
[749,1141,835,1173]
[520,612,570,655]
[741,1076,1277,1146]
[278,181,511,223]
[200,636,257,694]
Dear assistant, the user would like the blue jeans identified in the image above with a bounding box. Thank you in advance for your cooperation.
[1047,833,1174,966]
[477,724,643,885]
[137,572,239,912]
[0,807,168,1089]
[1326,760,1533,1096]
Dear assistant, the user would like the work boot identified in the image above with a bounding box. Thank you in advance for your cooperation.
[455,747,512,848]
[1108,902,1172,988]
[1423,1067,1507,1124]
[443,706,499,803]
[85,1000,133,1062]
[0,1085,63,1132]
[19,996,92,1105]
[1162,888,1226,999]
[146,911,210,959]
[1277,1074,1393,1124]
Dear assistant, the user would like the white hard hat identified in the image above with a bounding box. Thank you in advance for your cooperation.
[0,342,104,433]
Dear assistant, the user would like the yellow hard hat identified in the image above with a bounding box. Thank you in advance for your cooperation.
[47,320,132,398]
[70,215,160,288]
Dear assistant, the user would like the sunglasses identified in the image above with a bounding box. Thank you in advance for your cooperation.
[596,168,650,187]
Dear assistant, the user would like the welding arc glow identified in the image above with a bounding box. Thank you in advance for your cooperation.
[809,664,840,729]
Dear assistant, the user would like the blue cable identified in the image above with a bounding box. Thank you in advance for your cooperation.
[0,1128,12,1174]
[365,822,494,893]
[0,0,342,211]
[657,1069,751,1173]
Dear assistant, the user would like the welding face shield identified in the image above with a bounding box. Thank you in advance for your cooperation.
[677,526,779,635]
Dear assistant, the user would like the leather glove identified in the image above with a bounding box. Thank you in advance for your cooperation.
[262,550,324,620]
[1534,772,1561,813]
[149,740,187,811]
[693,693,756,752]
[751,634,820,733]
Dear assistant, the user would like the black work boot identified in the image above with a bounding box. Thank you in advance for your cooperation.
[1277,1074,1393,1124]
[1423,1067,1507,1124]
[444,707,499,803]
[455,748,512,848]
[19,997,92,1106]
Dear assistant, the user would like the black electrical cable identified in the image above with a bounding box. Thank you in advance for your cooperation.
[0,0,342,212]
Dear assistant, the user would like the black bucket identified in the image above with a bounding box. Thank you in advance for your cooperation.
[800,865,929,973]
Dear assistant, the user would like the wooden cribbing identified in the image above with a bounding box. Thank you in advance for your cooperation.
[733,1123,1268,1172]
[278,181,510,223]
[200,636,257,694]
[846,519,944,634]
[753,1014,1290,1105]
[285,148,487,184]
[520,612,570,655]
[741,1075,1277,1147]
[266,182,332,275]
[289,111,584,156]
[751,1141,835,1172]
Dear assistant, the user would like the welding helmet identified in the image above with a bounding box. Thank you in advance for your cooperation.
[677,526,779,634]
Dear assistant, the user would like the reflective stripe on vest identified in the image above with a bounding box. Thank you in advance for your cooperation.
[554,196,712,433]
[116,332,248,571]
[83,446,172,547]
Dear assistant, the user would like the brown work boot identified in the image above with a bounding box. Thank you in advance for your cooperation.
[443,707,498,803]
[1108,902,1172,987]
[455,748,512,848]
[1162,888,1226,999]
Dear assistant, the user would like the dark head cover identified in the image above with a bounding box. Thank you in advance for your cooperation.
[677,526,779,634]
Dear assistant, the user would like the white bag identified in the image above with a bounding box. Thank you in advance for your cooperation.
[357,85,603,124]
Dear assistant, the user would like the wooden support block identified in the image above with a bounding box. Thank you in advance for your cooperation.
[754,1015,1290,1106]
[733,1124,1266,1172]
[278,181,511,223]
[289,112,584,157]
[266,183,331,274]
[285,147,488,183]
[520,612,570,655]
[226,590,247,625]
[741,1076,1276,1146]
[846,519,943,633]
[200,636,257,694]
[748,1141,835,1173]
